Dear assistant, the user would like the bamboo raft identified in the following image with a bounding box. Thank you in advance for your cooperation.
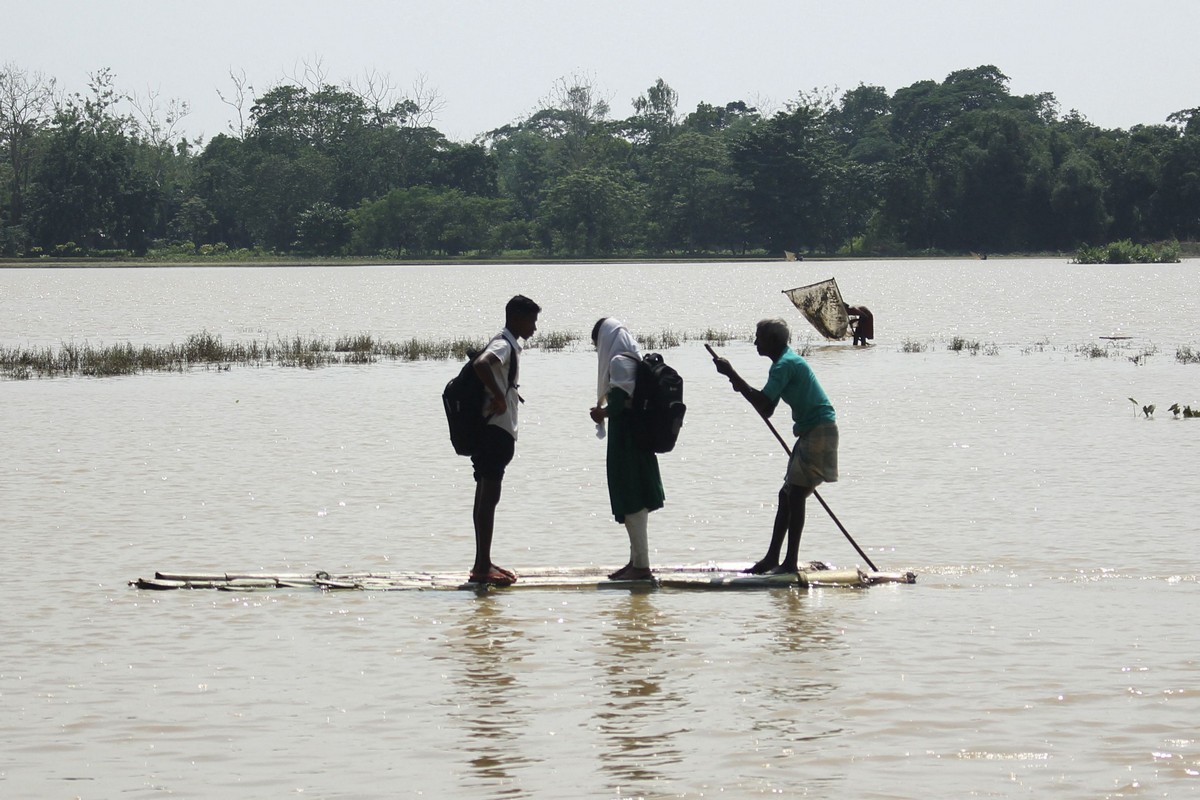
[129,561,917,592]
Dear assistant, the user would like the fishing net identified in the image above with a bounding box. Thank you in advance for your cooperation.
[782,278,850,340]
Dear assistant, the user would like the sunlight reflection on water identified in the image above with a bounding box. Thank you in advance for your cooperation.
[2,260,1198,798]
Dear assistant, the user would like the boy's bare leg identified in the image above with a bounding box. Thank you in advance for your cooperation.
[471,478,506,579]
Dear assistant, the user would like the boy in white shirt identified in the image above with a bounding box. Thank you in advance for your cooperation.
[469,294,541,585]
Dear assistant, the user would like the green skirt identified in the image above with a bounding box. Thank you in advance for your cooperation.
[606,387,665,522]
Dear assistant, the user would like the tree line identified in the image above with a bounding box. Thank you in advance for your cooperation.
[1,62,1198,260]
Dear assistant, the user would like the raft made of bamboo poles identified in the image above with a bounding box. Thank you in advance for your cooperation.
[130,561,917,592]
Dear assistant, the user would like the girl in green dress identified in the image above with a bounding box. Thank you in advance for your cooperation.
[589,318,665,581]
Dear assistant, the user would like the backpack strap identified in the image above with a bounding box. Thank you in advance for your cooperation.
[496,331,523,404]
[611,352,642,399]
[509,348,522,404]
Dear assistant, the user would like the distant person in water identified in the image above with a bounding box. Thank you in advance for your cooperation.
[469,294,541,586]
[846,305,874,346]
[710,318,838,574]
[590,318,665,581]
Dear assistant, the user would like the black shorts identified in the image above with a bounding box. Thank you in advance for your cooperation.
[472,424,515,481]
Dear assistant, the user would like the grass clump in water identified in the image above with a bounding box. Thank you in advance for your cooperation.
[1076,343,1109,359]
[637,329,682,350]
[531,330,579,351]
[383,337,477,361]
[948,337,997,356]
[1168,403,1200,418]
[948,336,976,353]
[335,334,376,353]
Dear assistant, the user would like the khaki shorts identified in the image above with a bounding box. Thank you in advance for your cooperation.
[785,422,839,488]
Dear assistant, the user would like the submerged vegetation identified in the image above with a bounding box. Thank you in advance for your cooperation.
[1168,403,1200,418]
[1130,398,1200,419]
[5,329,1195,424]
[637,329,682,350]
[3,326,1195,395]
[1177,345,1200,365]
[947,337,1000,356]
[0,328,735,379]
[0,332,484,379]
[1068,340,1160,364]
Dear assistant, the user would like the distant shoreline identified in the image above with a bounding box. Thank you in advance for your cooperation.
[0,252,1099,269]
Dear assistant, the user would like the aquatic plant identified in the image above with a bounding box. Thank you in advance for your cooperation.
[1177,345,1200,365]
[184,331,229,362]
[1129,397,1156,418]
[382,337,482,361]
[1019,338,1054,355]
[335,334,375,353]
[531,330,578,351]
[3,326,1030,379]
[948,337,994,355]
[701,329,732,345]
[1077,343,1109,359]
[1126,398,1200,419]
[637,329,682,350]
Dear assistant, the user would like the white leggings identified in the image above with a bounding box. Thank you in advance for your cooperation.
[623,508,650,568]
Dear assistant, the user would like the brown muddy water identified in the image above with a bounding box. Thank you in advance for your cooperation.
[2,260,1198,798]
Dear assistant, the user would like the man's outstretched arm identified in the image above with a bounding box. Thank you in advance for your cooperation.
[712,356,778,420]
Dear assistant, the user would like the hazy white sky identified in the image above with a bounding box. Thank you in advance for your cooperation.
[5,0,1198,142]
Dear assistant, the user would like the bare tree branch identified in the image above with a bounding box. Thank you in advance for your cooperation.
[286,55,329,92]
[216,68,253,138]
[0,62,58,224]
[402,72,445,128]
[352,67,399,120]
[128,86,191,147]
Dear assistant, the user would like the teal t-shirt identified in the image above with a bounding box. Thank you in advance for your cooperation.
[762,347,836,436]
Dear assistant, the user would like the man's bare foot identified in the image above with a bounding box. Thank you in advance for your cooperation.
[743,557,779,575]
[768,564,798,575]
[491,564,517,580]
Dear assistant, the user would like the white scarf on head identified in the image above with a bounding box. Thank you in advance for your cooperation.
[596,318,640,404]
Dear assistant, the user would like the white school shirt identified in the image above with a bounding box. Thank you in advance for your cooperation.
[480,328,522,439]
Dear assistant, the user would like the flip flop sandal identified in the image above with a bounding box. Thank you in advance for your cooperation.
[468,569,516,586]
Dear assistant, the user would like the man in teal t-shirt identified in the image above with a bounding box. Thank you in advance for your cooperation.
[713,318,839,574]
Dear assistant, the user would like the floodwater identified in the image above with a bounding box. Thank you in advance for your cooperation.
[1,259,1197,799]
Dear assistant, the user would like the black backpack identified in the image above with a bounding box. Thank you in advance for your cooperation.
[442,338,518,457]
[625,352,686,453]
